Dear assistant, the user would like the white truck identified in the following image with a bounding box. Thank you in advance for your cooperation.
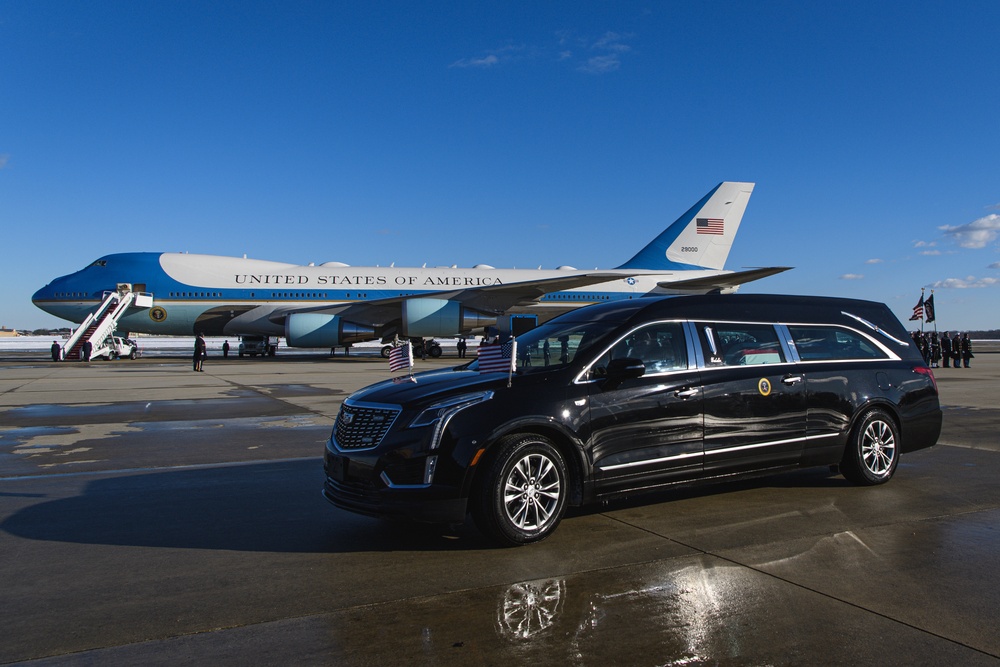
[95,335,140,360]
[239,335,279,357]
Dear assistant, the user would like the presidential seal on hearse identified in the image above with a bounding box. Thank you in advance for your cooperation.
[323,294,942,546]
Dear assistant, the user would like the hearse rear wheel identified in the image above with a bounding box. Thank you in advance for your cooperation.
[473,434,568,547]
[841,408,899,485]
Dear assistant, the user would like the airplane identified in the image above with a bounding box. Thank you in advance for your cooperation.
[32,181,790,353]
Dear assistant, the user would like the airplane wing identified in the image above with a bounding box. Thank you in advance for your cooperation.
[267,272,626,326]
[656,266,793,292]
[268,266,792,328]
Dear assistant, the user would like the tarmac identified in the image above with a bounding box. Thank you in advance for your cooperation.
[1,347,999,665]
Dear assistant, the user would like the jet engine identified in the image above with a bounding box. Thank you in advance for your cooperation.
[285,313,375,348]
[401,299,496,338]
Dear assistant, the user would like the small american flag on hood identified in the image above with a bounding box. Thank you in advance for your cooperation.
[478,340,516,373]
[388,342,413,372]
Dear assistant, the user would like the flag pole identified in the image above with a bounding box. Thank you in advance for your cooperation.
[507,336,516,388]
[931,290,937,334]
[920,288,926,334]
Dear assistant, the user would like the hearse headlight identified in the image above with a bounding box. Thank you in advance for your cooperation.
[410,391,494,428]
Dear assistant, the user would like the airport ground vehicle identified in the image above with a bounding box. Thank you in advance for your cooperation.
[238,335,278,357]
[98,335,139,360]
[323,295,942,546]
[380,339,442,359]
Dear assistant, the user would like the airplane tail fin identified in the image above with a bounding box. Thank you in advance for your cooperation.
[616,181,755,271]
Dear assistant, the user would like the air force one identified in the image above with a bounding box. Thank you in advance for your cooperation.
[33,182,790,355]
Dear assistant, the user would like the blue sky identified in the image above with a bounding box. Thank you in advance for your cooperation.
[3,1,999,331]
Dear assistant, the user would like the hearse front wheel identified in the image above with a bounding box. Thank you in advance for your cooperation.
[841,408,899,485]
[473,434,568,547]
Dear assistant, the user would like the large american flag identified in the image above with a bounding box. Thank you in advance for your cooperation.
[909,294,924,321]
[388,342,413,372]
[478,340,516,373]
[696,217,725,235]
[923,294,935,323]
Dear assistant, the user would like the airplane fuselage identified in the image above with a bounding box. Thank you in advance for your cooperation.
[32,252,725,339]
[33,183,786,347]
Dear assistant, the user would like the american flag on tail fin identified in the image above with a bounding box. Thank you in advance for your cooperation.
[696,217,725,235]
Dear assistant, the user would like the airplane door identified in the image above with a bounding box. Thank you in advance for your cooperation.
[583,322,704,496]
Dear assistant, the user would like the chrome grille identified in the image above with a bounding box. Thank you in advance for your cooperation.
[335,403,400,450]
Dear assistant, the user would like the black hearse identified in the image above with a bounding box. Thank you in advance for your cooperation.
[323,295,941,546]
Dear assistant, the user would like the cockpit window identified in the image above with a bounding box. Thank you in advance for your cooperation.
[89,260,107,267]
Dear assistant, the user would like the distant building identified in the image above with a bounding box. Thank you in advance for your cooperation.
[0,327,19,337]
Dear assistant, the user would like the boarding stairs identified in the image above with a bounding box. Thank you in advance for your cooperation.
[62,284,151,360]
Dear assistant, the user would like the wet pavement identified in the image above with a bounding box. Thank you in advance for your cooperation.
[1,351,999,665]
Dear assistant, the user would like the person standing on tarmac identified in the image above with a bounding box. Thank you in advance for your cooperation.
[193,333,207,372]
[223,340,230,358]
[961,333,973,368]
[82,339,92,362]
[51,340,61,362]
[941,332,952,368]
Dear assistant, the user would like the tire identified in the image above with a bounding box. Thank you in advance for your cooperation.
[472,434,568,546]
[129,349,137,360]
[429,345,442,359]
[841,408,899,485]
[381,346,392,359]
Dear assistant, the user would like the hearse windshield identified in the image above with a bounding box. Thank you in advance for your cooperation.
[469,316,624,375]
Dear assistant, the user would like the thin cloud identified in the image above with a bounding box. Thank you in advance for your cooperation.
[579,54,622,74]
[920,250,942,256]
[989,262,1000,269]
[450,54,500,69]
[865,258,883,264]
[840,273,864,280]
[913,240,936,248]
[594,31,632,53]
[450,44,530,69]
[578,31,633,74]
[939,213,1000,249]
[454,32,633,74]
[929,276,999,289]
[0,153,9,169]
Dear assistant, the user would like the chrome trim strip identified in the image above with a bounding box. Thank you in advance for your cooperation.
[597,432,841,472]
[598,450,702,472]
[841,311,910,347]
[706,432,840,457]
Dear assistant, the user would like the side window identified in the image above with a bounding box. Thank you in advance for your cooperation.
[789,326,888,361]
[700,323,785,366]
[593,322,689,375]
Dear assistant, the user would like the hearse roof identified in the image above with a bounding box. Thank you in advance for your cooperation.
[560,294,911,347]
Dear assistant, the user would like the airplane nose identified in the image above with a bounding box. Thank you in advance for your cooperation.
[32,284,57,316]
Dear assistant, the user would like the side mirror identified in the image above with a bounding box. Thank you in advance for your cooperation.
[605,357,646,383]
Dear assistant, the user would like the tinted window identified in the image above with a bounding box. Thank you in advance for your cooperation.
[479,317,622,374]
[701,323,785,366]
[592,322,689,375]
[789,326,888,361]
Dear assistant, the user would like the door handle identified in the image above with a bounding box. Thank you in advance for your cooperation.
[675,387,699,398]
[782,375,803,385]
